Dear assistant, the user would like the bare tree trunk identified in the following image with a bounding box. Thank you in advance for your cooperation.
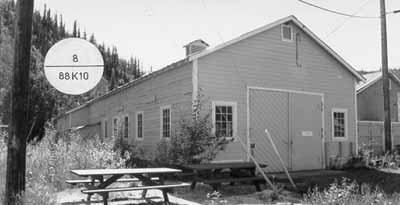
[4,0,34,203]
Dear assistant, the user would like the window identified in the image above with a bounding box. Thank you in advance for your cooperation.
[123,115,129,139]
[160,106,171,138]
[212,101,237,138]
[112,116,119,137]
[389,80,392,90]
[332,109,347,140]
[103,119,108,138]
[136,112,144,140]
[281,24,293,42]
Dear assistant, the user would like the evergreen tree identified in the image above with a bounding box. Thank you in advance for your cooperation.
[89,33,96,44]
[72,20,77,37]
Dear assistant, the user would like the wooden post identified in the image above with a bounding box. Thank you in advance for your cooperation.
[4,0,34,203]
[380,0,392,152]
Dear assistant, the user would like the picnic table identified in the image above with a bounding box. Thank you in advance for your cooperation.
[182,162,267,191]
[67,168,190,205]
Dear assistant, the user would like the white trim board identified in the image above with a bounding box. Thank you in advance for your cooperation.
[246,86,326,168]
[248,86,324,96]
[354,80,359,155]
[356,120,400,124]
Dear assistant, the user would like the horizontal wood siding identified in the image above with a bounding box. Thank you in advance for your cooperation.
[61,63,193,156]
[198,22,357,161]
[357,77,400,122]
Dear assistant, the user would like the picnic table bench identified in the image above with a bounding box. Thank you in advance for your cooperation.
[68,168,190,205]
[182,162,267,191]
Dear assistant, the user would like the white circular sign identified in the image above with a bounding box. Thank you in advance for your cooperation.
[44,38,104,95]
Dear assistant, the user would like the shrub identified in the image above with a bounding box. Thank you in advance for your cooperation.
[357,143,400,169]
[154,112,228,165]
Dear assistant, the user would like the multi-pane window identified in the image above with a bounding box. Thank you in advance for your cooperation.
[112,117,119,137]
[123,116,129,139]
[332,109,347,139]
[215,104,234,138]
[161,106,171,138]
[137,112,143,140]
[103,119,108,138]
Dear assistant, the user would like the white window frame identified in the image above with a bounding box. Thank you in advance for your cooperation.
[102,118,108,138]
[136,111,144,141]
[160,105,172,139]
[112,116,120,138]
[122,114,129,139]
[281,24,293,42]
[212,101,237,140]
[331,108,348,141]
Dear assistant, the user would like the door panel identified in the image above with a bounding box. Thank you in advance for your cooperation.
[290,93,323,170]
[250,90,290,172]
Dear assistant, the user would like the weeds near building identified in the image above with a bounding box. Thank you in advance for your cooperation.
[154,99,228,165]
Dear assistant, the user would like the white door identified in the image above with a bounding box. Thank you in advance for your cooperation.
[250,89,323,172]
[290,93,323,170]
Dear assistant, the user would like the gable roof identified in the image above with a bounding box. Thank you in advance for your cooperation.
[356,70,400,93]
[189,15,364,81]
[61,15,364,117]
[62,58,189,116]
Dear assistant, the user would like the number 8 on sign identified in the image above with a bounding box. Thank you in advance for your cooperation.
[44,38,104,95]
[73,54,79,63]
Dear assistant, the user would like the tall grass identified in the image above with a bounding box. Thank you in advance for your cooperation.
[0,128,127,204]
[303,178,400,204]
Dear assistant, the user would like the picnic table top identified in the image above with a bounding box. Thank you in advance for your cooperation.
[183,162,267,170]
[70,168,182,177]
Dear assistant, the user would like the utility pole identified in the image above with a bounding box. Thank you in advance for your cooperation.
[4,0,34,203]
[380,0,391,152]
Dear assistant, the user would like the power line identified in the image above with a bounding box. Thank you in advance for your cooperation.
[325,0,373,38]
[297,0,379,19]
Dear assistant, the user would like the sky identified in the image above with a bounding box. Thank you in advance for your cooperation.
[33,0,400,72]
